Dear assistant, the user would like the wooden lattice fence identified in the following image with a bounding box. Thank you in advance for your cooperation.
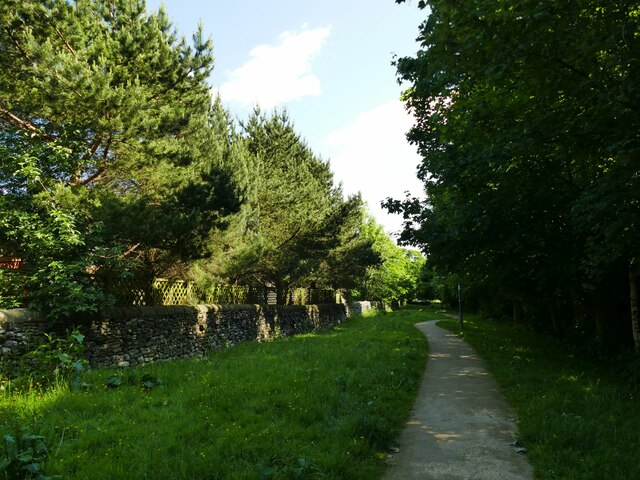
[288,288,339,305]
[195,284,271,305]
[107,278,338,307]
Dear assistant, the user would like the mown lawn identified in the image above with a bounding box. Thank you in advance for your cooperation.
[1,307,433,479]
[438,313,640,480]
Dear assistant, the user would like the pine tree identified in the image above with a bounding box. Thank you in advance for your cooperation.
[0,0,240,318]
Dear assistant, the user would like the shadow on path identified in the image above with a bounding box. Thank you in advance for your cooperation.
[383,321,533,480]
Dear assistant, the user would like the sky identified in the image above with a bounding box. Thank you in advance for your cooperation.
[146,0,428,237]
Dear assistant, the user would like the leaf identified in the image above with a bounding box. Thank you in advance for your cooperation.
[72,360,85,373]
[0,458,13,471]
[17,452,34,464]
[36,440,49,457]
[141,374,161,389]
[105,376,123,388]
[21,434,47,457]
[57,352,72,364]
[3,434,17,459]
[71,332,85,344]
[23,462,42,474]
[260,466,277,478]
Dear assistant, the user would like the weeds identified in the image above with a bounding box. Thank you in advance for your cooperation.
[5,330,87,393]
[1,427,57,480]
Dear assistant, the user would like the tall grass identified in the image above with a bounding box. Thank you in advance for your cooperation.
[438,313,640,480]
[1,307,432,479]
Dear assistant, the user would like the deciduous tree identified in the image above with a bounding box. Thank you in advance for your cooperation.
[391,0,639,349]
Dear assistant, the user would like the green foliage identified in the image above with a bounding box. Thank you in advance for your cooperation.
[0,272,24,309]
[103,373,161,391]
[1,429,56,480]
[0,140,112,317]
[104,376,123,389]
[9,330,87,391]
[391,0,640,348]
[0,0,405,317]
[354,216,428,305]
[0,0,241,319]
[0,308,430,479]
[208,109,379,300]
[439,313,640,479]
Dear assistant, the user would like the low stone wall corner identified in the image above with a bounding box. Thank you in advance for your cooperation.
[347,301,385,316]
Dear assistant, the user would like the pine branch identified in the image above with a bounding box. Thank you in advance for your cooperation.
[85,138,103,160]
[52,25,77,57]
[276,225,302,249]
[79,136,113,186]
[0,105,56,141]
[4,24,84,101]
[77,165,107,186]
[94,243,141,260]
[69,135,113,187]
[70,138,102,184]
[30,7,78,58]
[2,27,31,60]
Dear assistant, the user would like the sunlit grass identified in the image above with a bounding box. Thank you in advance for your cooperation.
[1,307,431,479]
[438,313,640,480]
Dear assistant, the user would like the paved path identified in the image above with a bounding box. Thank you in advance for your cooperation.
[383,320,534,480]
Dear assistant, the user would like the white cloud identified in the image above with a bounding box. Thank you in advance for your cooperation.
[327,100,425,236]
[219,25,330,108]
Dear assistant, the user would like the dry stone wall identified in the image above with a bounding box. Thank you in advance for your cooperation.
[0,309,48,369]
[0,303,348,371]
[347,301,386,316]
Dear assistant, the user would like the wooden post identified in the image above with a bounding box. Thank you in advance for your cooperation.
[458,282,464,330]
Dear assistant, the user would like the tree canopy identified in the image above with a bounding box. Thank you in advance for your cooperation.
[0,0,241,317]
[0,0,391,316]
[390,0,639,351]
[203,109,380,303]
[349,215,428,306]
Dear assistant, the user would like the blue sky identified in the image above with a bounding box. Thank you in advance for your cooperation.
[146,0,427,236]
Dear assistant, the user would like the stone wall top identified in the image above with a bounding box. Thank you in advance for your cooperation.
[101,305,197,319]
[0,308,45,325]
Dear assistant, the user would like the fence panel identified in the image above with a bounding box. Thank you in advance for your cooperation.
[108,278,154,306]
[152,278,192,305]
[107,278,340,307]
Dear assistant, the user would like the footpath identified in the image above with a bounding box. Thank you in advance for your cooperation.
[383,320,534,480]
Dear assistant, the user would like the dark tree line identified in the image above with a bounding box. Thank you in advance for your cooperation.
[389,0,639,352]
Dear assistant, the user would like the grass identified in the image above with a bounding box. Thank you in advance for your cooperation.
[438,312,640,480]
[1,307,434,480]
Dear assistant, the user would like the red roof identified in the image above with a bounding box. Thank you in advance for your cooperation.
[0,257,22,270]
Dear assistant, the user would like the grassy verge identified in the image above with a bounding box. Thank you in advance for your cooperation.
[1,307,431,480]
[438,313,640,480]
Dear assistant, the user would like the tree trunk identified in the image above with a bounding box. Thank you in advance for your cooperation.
[513,299,522,324]
[548,303,560,336]
[629,264,639,352]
